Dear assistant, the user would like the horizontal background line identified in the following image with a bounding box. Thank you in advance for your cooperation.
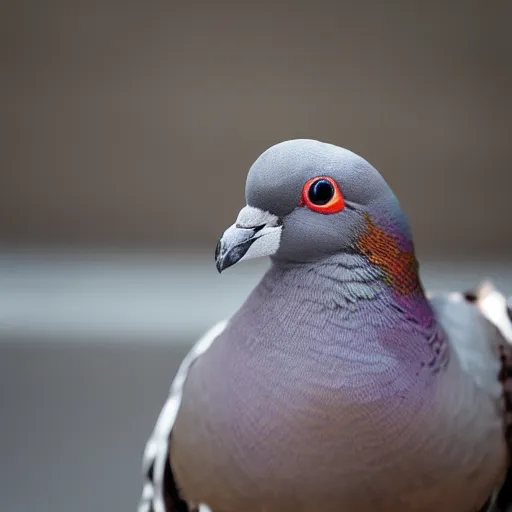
[1,250,510,343]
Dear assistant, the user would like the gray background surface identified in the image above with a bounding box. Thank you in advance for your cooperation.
[2,0,512,256]
[1,2,511,511]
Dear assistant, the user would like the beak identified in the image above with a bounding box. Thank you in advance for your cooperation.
[215,205,283,273]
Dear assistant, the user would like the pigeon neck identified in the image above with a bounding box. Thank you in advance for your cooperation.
[274,211,435,329]
[272,256,433,329]
[264,251,447,376]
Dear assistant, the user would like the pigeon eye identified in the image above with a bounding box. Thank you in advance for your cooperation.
[301,176,345,214]
[308,179,334,205]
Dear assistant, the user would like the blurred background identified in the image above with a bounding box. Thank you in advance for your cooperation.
[1,1,511,511]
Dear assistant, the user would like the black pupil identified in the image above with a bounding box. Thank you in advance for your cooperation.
[308,179,334,205]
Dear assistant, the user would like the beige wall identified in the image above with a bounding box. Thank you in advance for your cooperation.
[2,1,512,257]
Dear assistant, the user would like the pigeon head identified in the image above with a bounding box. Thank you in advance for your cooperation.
[215,139,414,273]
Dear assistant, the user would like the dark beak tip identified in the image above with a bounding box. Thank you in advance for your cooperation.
[214,227,259,273]
[214,239,223,273]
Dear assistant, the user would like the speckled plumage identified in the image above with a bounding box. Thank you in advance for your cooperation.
[139,140,512,512]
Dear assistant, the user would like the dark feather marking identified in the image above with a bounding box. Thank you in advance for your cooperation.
[146,460,154,483]
[497,469,512,512]
[163,438,191,512]
[463,291,478,303]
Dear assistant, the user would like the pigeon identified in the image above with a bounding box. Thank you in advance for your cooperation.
[139,139,512,512]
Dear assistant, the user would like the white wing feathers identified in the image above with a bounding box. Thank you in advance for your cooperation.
[138,321,228,512]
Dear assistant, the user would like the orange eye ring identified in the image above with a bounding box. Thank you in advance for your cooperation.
[300,176,345,214]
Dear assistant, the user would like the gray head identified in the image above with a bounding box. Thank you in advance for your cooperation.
[215,139,411,272]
